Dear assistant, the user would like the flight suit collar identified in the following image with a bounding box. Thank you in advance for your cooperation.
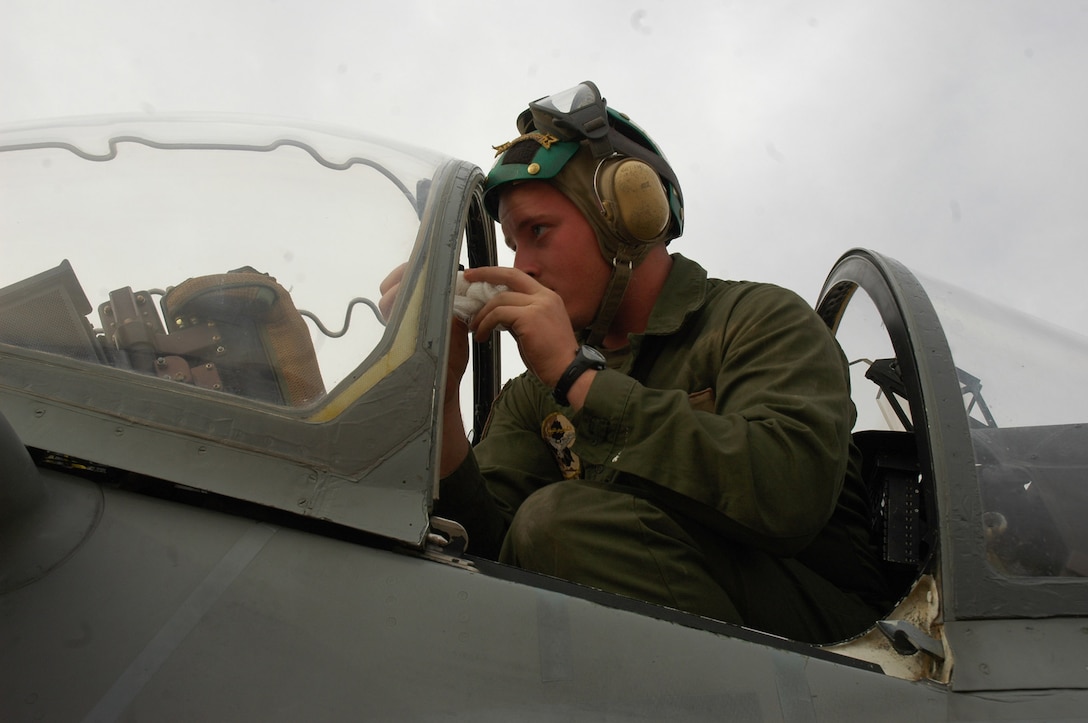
[641,253,709,337]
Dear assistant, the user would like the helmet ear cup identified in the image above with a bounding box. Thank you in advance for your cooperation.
[595,157,670,244]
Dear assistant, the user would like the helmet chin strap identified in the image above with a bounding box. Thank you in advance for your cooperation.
[583,253,634,349]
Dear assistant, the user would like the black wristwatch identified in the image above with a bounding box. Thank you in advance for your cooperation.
[552,345,606,406]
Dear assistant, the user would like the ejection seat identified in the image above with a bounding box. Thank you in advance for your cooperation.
[852,428,931,607]
[98,266,325,406]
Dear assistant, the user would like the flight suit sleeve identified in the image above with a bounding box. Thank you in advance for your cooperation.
[434,374,559,559]
[573,284,855,556]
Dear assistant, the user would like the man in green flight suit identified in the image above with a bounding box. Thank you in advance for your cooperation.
[382,81,889,644]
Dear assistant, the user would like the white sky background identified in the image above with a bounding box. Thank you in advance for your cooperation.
[4,0,1087,344]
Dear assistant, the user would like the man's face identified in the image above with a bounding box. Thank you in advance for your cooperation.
[498,181,612,331]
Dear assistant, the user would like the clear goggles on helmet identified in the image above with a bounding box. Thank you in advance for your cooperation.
[516,81,615,159]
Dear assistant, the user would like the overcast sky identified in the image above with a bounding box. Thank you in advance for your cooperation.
[4,0,1087,337]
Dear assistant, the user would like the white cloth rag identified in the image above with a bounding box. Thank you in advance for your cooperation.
[453,271,506,323]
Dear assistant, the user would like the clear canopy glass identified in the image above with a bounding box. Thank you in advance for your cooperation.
[923,274,1088,579]
[0,116,449,402]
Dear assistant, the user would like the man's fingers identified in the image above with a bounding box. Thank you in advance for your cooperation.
[378,284,399,320]
[469,287,546,337]
[463,265,540,293]
[379,262,408,294]
[378,262,410,320]
[470,303,514,340]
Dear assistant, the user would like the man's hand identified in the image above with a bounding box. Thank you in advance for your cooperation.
[380,263,470,404]
[464,266,581,389]
[378,262,408,321]
[380,262,471,474]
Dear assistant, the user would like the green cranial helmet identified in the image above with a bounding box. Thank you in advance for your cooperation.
[482,133,582,220]
[483,81,684,250]
[483,81,685,347]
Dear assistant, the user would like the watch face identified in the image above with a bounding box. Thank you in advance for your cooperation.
[582,345,606,364]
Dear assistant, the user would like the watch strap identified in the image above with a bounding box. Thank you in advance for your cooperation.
[552,345,606,406]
